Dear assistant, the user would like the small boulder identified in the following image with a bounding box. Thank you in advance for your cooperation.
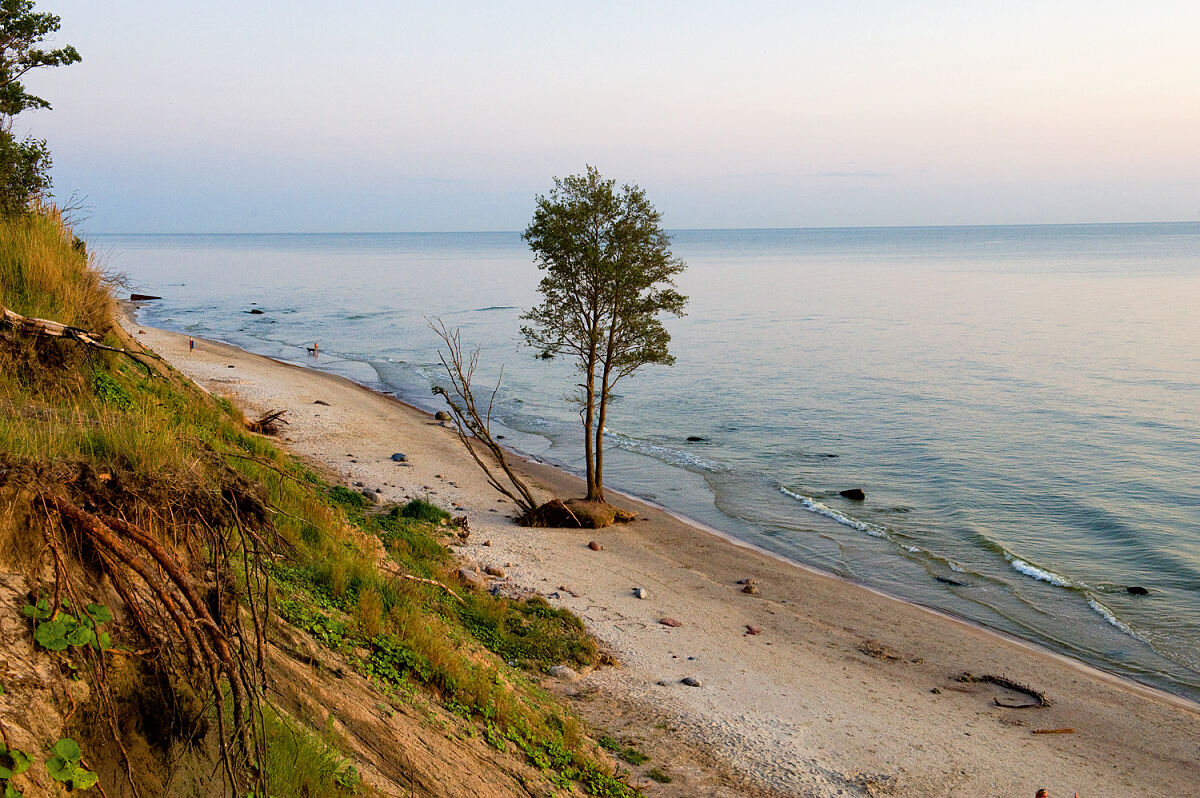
[484,565,506,578]
[360,490,380,504]
[391,452,407,462]
[633,587,649,600]
[456,567,484,588]
[434,410,452,421]
[1126,586,1150,596]
[659,617,682,628]
[685,435,708,442]
[840,488,866,501]
[681,676,702,687]
[587,540,604,551]
[246,308,265,315]
[745,624,762,635]
[548,665,580,681]
[483,539,492,547]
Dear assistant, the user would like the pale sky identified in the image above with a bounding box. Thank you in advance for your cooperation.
[19,1,1200,233]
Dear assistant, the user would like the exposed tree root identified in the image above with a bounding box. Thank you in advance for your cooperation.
[1,305,161,377]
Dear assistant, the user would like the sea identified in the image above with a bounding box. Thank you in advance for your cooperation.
[95,223,1200,703]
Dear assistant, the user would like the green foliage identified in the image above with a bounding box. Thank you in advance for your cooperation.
[398,497,450,524]
[328,484,367,509]
[598,735,647,765]
[646,767,672,784]
[91,371,133,410]
[522,166,687,500]
[0,740,32,798]
[258,707,361,798]
[24,598,112,652]
[45,738,97,790]
[0,132,50,216]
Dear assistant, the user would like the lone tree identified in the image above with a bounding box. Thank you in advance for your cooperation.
[0,0,80,214]
[522,166,686,505]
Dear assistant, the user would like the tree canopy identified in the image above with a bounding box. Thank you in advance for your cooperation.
[522,166,686,503]
[0,0,79,213]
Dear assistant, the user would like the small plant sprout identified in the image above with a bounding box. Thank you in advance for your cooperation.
[1,741,34,797]
[46,738,99,790]
[23,599,113,652]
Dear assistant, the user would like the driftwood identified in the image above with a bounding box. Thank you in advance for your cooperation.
[247,409,288,435]
[1,305,160,376]
[378,561,465,604]
[956,672,1050,708]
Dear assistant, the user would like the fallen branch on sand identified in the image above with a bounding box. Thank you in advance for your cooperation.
[1032,728,1076,734]
[378,562,465,604]
[2,305,160,376]
[248,409,288,435]
[956,672,1050,708]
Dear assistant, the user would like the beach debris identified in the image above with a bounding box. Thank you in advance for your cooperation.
[360,490,380,505]
[588,540,604,551]
[485,565,506,578]
[558,585,579,597]
[313,399,330,405]
[956,673,1050,708]
[353,481,363,487]
[452,516,470,539]
[840,488,866,500]
[936,576,968,587]
[659,617,682,628]
[391,452,407,462]
[680,676,702,687]
[248,409,288,435]
[483,539,492,546]
[857,639,903,661]
[1126,585,1150,595]
[742,581,760,595]
[745,624,762,635]
[930,687,941,694]
[129,293,161,301]
[434,410,451,421]
[685,435,708,442]
[633,587,649,600]
[548,665,580,681]
[456,567,484,589]
[1031,728,1076,735]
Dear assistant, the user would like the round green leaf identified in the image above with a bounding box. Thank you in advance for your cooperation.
[9,748,32,775]
[53,738,82,762]
[71,768,99,790]
[85,604,112,624]
[66,626,94,648]
[34,619,69,651]
[46,755,73,782]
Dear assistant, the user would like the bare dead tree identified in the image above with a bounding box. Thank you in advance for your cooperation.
[428,318,538,515]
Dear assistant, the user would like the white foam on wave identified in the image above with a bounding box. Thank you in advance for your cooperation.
[1005,555,1073,588]
[1087,596,1144,641]
[603,430,727,473]
[779,487,890,538]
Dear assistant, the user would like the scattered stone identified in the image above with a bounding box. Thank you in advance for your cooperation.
[496,434,505,439]
[588,540,604,551]
[685,435,708,442]
[745,624,761,635]
[456,567,484,588]
[840,488,866,501]
[353,481,363,487]
[313,399,330,406]
[736,577,756,585]
[434,410,452,421]
[656,680,672,687]
[548,665,580,681]
[1126,585,1150,596]
[659,617,682,628]
[360,490,380,505]
[227,364,235,368]
[246,308,265,314]
[681,676,702,687]
[485,565,506,578]
[391,452,407,462]
[483,539,492,546]
[633,587,649,600]
[930,688,941,694]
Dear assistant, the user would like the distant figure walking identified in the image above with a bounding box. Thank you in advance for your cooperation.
[189,337,194,351]
[307,341,319,355]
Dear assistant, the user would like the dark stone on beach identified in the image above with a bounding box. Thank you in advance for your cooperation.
[129,293,161,301]
[360,490,379,504]
[936,576,968,587]
[840,488,866,501]
[246,308,264,314]
[686,435,708,442]
[681,676,702,687]
[588,540,603,551]
[434,410,451,421]
[391,452,407,462]
[659,617,682,628]
[227,365,235,368]
[1126,586,1150,596]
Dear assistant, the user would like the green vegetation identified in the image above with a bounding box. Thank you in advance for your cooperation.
[0,741,33,797]
[0,206,637,796]
[646,767,672,784]
[45,738,97,791]
[522,165,687,503]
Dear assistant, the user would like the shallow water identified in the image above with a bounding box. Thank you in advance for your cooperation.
[98,223,1200,701]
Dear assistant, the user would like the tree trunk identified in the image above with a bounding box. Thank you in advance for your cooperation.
[582,352,598,501]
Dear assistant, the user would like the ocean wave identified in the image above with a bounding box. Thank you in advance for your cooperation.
[603,430,727,473]
[779,487,890,538]
[1087,596,1144,640]
[1005,555,1074,588]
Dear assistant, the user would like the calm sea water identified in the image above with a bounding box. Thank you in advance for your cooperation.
[97,224,1200,701]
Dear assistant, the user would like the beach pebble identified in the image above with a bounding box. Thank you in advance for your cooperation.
[434,410,451,421]
[746,624,762,635]
[660,617,682,628]
[548,665,580,681]
[485,565,506,578]
[391,452,407,462]
[681,676,702,687]
[588,540,604,551]
[360,490,379,504]
[633,587,649,600]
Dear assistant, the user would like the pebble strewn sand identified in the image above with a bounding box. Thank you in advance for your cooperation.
[129,317,1200,797]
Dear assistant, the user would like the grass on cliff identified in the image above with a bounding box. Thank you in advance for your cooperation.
[0,207,636,797]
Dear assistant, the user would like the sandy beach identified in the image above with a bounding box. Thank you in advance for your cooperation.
[125,316,1200,797]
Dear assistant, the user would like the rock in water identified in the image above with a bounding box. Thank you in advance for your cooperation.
[1126,585,1150,596]
[686,435,708,442]
[633,587,649,600]
[391,452,407,462]
[681,676,702,687]
[839,488,866,500]
[246,308,264,315]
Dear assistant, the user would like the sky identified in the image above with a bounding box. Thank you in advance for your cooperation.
[17,0,1200,233]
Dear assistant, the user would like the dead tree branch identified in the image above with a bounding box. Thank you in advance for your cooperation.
[1,305,160,377]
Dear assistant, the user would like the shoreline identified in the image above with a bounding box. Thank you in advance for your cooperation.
[123,309,1200,796]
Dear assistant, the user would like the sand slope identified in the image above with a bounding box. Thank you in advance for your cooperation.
[128,319,1200,798]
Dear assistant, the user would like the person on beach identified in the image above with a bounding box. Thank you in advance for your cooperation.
[189,337,194,351]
